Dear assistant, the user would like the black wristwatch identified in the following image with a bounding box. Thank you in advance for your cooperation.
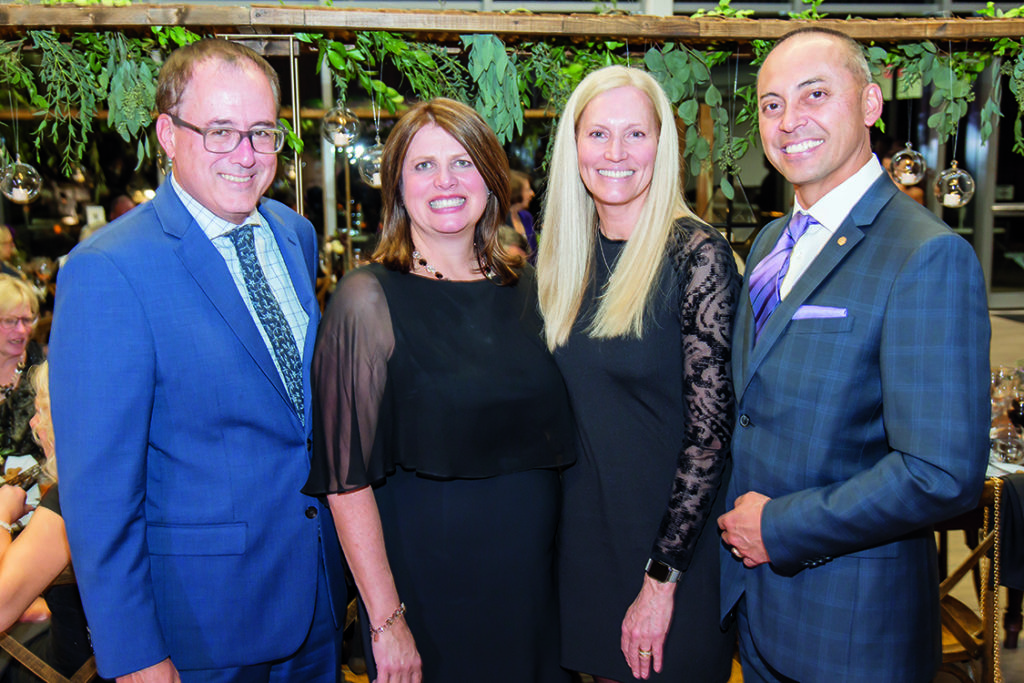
[645,558,681,583]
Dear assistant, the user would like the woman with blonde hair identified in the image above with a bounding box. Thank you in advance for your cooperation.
[0,274,43,466]
[538,65,740,682]
[305,97,575,682]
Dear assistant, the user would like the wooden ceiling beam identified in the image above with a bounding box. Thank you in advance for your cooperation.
[0,5,1021,45]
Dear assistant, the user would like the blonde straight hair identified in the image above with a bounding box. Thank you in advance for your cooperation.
[537,65,696,350]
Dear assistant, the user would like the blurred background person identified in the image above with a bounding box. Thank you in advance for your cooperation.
[0,227,20,278]
[538,65,740,683]
[0,362,109,683]
[506,169,538,263]
[305,97,575,683]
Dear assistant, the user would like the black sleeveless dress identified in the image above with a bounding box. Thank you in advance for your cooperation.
[305,264,575,682]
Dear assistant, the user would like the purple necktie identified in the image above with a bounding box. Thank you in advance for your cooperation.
[748,212,816,343]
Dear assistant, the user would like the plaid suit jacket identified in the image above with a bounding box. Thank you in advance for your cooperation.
[723,175,991,682]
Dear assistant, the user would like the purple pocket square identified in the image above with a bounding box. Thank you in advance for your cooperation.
[792,305,848,320]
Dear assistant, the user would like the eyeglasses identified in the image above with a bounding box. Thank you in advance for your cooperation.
[167,114,286,154]
[0,316,36,330]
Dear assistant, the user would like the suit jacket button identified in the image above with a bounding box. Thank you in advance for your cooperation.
[305,506,318,519]
[739,414,751,427]
[306,438,312,452]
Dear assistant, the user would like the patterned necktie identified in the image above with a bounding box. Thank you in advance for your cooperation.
[228,225,304,419]
[748,211,816,343]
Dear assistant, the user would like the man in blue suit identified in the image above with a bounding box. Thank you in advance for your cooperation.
[718,28,991,682]
[49,40,345,682]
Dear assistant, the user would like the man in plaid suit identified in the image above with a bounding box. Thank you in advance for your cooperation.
[719,28,991,683]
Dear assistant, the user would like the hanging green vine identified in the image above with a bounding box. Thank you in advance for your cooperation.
[29,30,107,174]
[105,33,159,163]
[462,33,523,145]
[0,2,1019,186]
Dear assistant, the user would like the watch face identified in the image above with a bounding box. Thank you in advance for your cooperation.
[646,560,678,583]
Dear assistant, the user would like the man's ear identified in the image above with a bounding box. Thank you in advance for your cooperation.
[862,82,884,128]
[155,114,176,162]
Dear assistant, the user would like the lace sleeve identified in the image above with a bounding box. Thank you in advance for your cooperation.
[304,268,395,494]
[651,223,740,571]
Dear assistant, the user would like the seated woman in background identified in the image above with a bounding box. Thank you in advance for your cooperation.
[0,274,45,467]
[0,362,107,682]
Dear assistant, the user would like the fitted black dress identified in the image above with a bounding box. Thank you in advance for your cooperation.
[304,264,575,682]
[556,220,740,682]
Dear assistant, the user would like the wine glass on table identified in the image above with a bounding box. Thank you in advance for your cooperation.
[995,385,1024,464]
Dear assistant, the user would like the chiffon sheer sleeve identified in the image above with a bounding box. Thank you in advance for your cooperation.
[304,267,395,494]
[651,221,740,571]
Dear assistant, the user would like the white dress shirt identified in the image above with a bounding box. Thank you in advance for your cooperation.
[781,155,884,299]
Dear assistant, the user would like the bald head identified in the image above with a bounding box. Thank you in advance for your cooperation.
[762,28,872,90]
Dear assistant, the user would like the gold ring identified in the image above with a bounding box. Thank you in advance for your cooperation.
[731,547,742,559]
[638,649,652,657]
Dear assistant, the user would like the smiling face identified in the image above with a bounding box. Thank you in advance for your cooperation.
[400,123,489,244]
[156,58,278,225]
[757,32,882,208]
[575,86,659,232]
[0,302,33,362]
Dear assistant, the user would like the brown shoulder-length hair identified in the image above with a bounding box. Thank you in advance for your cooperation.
[372,98,520,284]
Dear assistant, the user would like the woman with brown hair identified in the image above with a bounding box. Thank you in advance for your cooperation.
[304,98,575,682]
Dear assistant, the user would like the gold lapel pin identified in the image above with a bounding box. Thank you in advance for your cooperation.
[837,236,847,246]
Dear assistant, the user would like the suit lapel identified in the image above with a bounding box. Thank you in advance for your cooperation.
[155,183,292,407]
[736,176,896,399]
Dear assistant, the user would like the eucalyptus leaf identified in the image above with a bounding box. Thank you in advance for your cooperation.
[679,99,700,126]
[721,176,735,200]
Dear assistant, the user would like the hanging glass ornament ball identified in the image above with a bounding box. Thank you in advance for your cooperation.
[321,105,361,149]
[358,142,384,189]
[890,142,926,186]
[0,160,42,204]
[934,160,975,209]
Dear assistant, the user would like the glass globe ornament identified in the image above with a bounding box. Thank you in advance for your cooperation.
[0,158,42,204]
[358,142,384,189]
[890,142,926,186]
[934,160,975,209]
[321,105,361,149]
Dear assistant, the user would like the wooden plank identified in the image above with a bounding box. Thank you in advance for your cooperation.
[0,5,1021,44]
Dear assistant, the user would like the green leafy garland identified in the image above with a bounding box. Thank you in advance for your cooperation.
[0,0,1021,185]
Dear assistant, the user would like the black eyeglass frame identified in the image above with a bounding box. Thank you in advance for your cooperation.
[166,113,286,154]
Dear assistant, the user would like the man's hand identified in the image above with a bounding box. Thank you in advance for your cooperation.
[116,658,180,683]
[718,491,771,567]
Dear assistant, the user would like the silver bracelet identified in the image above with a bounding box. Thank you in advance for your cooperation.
[0,521,13,534]
[370,602,406,642]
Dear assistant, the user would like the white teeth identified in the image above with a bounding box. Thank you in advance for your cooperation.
[784,139,823,154]
[430,197,465,209]
[221,173,252,183]
[599,169,634,178]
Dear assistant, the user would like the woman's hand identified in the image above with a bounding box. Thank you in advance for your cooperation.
[370,614,422,683]
[0,485,27,525]
[620,575,676,680]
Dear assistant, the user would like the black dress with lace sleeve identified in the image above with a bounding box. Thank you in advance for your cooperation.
[555,218,740,681]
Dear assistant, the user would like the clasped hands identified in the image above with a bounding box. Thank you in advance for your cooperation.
[717,491,771,568]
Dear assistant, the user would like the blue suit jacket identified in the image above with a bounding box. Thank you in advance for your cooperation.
[49,182,345,677]
[723,175,991,682]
